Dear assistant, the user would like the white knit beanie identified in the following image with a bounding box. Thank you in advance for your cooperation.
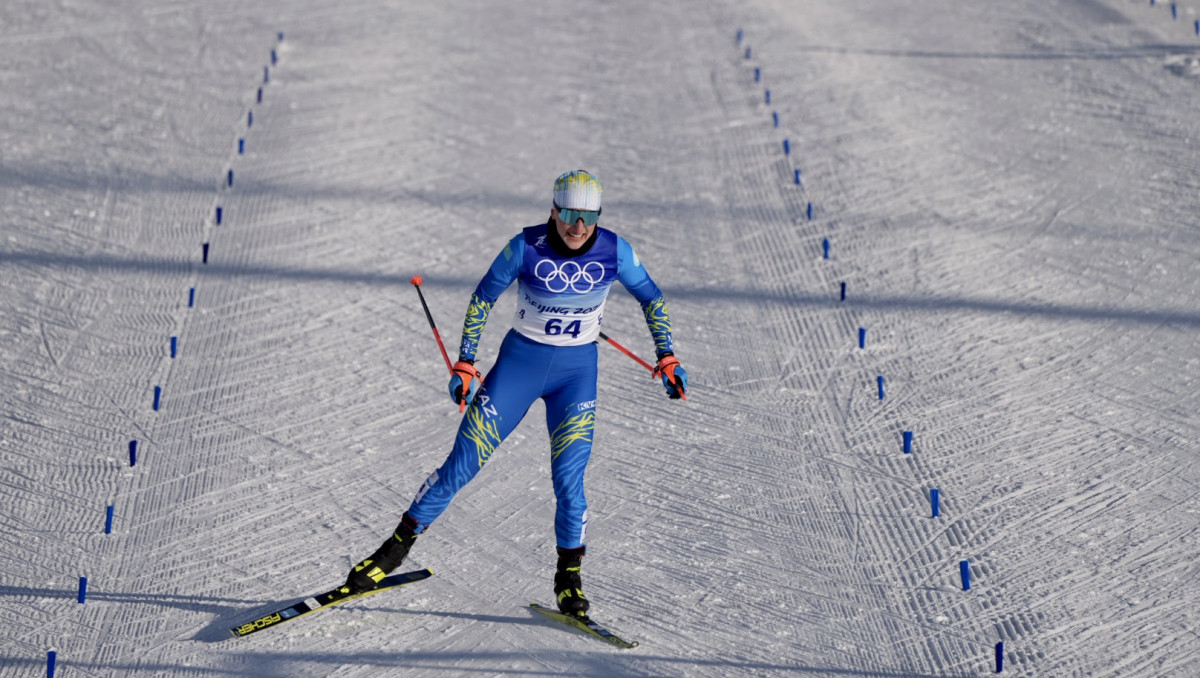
[552,170,602,211]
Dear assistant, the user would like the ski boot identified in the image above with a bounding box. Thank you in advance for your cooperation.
[343,514,420,594]
[553,545,590,618]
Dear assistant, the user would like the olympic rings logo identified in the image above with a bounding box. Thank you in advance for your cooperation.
[534,259,606,293]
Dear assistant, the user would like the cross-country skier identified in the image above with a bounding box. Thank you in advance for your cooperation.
[341,169,687,618]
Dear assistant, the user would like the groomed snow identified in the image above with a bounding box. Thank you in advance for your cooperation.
[2,0,1199,676]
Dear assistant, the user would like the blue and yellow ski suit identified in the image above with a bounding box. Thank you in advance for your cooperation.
[405,220,674,549]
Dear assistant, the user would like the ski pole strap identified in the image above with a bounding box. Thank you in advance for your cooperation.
[652,354,687,401]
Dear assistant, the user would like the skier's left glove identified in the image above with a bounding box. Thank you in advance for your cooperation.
[653,353,688,400]
[448,360,482,410]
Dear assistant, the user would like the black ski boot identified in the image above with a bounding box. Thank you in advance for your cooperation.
[553,546,590,617]
[343,514,420,594]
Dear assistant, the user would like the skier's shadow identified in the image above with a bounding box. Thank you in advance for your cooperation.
[0,583,262,644]
[0,583,256,610]
[393,607,544,626]
[379,606,611,646]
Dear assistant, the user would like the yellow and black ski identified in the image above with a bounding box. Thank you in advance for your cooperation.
[229,569,433,638]
[529,602,639,649]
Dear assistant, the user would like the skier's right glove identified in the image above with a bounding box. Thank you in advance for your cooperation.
[448,360,482,410]
[653,354,688,400]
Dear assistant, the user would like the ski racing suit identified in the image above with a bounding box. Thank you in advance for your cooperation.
[405,220,674,550]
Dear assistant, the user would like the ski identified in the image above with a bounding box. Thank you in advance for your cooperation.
[229,568,433,638]
[529,602,639,649]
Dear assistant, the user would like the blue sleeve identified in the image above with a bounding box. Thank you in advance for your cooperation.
[459,233,523,361]
[616,237,675,358]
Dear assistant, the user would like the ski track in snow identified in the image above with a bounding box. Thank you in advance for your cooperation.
[2,0,1200,676]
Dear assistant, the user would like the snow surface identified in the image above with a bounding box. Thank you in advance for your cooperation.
[3,0,1200,675]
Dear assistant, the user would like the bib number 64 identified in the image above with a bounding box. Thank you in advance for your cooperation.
[545,318,582,338]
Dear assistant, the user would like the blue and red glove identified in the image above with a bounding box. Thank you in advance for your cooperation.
[653,354,688,400]
[448,360,482,410]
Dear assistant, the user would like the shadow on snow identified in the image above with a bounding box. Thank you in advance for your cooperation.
[3,249,1199,328]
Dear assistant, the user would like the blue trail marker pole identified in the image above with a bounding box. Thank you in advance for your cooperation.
[105,505,114,533]
[765,89,771,105]
[877,376,885,400]
[960,560,971,590]
[78,577,88,604]
[839,282,846,301]
[996,642,1005,672]
[238,138,245,154]
[271,49,277,65]
[227,169,234,187]
[807,202,813,220]
[152,385,162,411]
[754,67,760,82]
[188,288,196,307]
[931,488,940,517]
[264,66,270,83]
[202,243,210,264]
[794,169,802,185]
[248,110,254,127]
[745,47,752,59]
[822,238,830,259]
[129,440,138,467]
[783,138,790,156]
[257,87,263,104]
[772,111,779,127]
[903,431,913,453]
[736,28,743,43]
[858,328,866,349]
[170,336,178,358]
[216,206,223,224]
[47,651,56,678]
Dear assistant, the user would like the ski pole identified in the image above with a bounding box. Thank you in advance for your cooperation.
[410,274,455,374]
[411,275,470,412]
[599,331,686,400]
[598,331,654,372]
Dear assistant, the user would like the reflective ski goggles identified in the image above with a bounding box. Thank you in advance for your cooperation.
[555,205,601,226]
